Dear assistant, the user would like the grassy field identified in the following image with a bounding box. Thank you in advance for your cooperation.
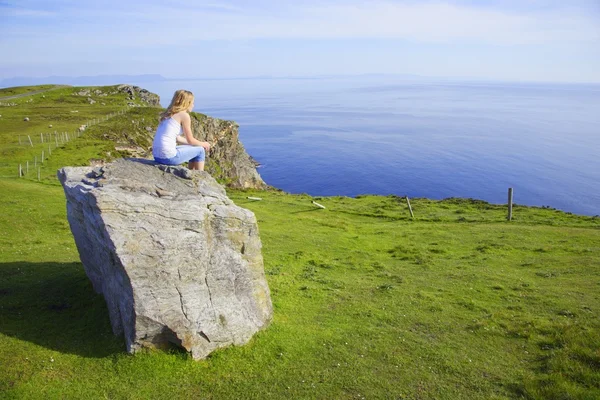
[0,86,599,399]
[0,85,65,99]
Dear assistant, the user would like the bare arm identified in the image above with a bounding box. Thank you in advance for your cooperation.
[180,112,211,151]
[176,135,189,144]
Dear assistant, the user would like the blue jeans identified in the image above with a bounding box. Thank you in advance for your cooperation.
[154,145,205,165]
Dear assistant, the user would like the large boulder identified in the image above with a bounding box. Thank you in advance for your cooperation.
[58,159,273,359]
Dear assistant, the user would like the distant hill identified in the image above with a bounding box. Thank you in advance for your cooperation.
[0,74,167,87]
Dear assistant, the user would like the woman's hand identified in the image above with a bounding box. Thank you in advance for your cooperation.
[200,141,211,151]
[177,112,211,151]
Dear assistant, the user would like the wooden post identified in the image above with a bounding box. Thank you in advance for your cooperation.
[312,201,326,209]
[406,196,415,219]
[19,136,22,145]
[507,188,513,221]
[40,133,44,143]
[26,161,29,174]
[55,134,59,147]
[38,167,40,181]
[41,150,44,163]
[28,135,33,147]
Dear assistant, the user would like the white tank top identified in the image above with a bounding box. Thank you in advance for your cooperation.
[152,117,183,158]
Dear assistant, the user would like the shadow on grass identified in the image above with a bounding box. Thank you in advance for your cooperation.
[0,261,125,358]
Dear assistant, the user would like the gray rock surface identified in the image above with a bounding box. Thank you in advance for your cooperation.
[58,159,273,359]
[116,84,160,106]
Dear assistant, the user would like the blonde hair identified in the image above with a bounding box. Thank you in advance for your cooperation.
[160,89,194,121]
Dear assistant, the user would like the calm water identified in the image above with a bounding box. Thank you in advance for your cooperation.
[134,77,600,216]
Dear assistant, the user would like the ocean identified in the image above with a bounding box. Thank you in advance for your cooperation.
[132,76,600,216]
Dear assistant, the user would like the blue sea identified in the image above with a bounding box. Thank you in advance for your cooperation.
[133,76,600,216]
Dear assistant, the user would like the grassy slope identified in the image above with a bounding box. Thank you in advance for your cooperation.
[0,86,599,399]
[0,84,159,180]
[0,85,63,98]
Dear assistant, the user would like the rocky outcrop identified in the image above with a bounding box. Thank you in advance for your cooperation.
[58,159,273,360]
[116,84,160,106]
[191,113,267,189]
[80,86,265,189]
[106,109,267,189]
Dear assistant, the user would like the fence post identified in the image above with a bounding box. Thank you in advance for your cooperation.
[312,201,326,209]
[48,144,51,155]
[406,196,415,219]
[28,135,34,147]
[26,161,29,174]
[41,150,44,163]
[19,136,22,145]
[40,133,44,143]
[19,164,22,177]
[507,188,513,221]
[38,167,40,181]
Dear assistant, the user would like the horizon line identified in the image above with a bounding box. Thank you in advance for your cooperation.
[2,73,600,87]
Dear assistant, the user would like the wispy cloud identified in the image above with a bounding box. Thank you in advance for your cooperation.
[0,3,57,17]
[1,0,599,81]
[2,0,599,46]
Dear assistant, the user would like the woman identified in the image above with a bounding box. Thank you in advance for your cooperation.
[152,90,211,170]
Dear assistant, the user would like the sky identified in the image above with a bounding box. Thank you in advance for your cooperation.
[1,0,599,83]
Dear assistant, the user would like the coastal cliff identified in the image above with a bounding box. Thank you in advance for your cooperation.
[77,85,266,189]
[191,114,266,189]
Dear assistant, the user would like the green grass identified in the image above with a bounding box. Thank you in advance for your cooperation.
[1,85,599,399]
[0,85,64,98]
[0,84,154,178]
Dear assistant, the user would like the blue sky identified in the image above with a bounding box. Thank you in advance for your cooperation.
[1,0,599,82]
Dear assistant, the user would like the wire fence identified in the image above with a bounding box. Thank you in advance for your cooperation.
[15,108,129,180]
